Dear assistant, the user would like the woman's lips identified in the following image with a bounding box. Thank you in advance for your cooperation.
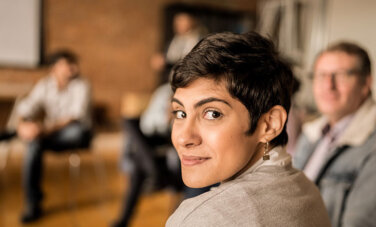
[181,155,210,166]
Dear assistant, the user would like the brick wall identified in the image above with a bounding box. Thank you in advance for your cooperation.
[0,0,256,125]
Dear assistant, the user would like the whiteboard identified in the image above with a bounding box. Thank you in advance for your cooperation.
[0,0,41,68]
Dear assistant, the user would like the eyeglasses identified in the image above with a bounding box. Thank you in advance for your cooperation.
[311,69,361,84]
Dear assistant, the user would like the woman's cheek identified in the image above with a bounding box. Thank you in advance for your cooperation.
[204,125,227,149]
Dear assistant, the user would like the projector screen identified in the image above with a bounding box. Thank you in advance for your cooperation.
[0,0,41,68]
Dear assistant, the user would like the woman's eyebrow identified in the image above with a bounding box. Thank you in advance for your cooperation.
[171,97,232,109]
[171,97,184,107]
[194,97,231,109]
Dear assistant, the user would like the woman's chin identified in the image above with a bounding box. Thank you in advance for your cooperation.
[183,175,214,188]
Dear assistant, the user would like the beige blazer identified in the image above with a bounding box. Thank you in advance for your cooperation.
[166,148,331,227]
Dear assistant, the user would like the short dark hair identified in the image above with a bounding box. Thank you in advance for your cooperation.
[47,50,78,66]
[323,42,371,77]
[171,32,294,146]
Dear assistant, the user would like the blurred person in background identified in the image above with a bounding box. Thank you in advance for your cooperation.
[150,11,205,85]
[112,11,211,227]
[293,42,376,227]
[16,50,92,223]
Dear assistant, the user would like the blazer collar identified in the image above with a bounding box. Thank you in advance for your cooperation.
[303,96,376,146]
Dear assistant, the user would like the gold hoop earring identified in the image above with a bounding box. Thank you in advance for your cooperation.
[263,141,270,160]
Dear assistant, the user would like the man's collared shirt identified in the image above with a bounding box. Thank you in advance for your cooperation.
[303,114,354,181]
[17,75,91,128]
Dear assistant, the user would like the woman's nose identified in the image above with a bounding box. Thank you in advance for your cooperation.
[174,119,202,149]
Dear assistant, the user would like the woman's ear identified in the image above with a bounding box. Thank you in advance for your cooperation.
[259,105,287,143]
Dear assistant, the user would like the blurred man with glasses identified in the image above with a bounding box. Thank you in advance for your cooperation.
[293,42,376,227]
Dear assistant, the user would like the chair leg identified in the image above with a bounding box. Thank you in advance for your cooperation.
[0,142,10,227]
[0,142,11,171]
[68,152,81,227]
[67,150,109,225]
[91,150,110,224]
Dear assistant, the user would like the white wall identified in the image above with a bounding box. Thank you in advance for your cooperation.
[326,0,376,92]
[0,0,41,67]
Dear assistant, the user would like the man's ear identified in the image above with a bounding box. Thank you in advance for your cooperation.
[361,75,372,97]
[259,105,287,143]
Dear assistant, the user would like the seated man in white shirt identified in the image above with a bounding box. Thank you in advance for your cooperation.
[16,50,92,223]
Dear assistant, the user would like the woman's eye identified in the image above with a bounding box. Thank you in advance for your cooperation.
[204,110,222,120]
[173,110,186,119]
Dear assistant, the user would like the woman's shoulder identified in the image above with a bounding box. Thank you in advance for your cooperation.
[166,180,263,226]
[249,164,322,201]
[247,165,331,226]
[167,166,330,227]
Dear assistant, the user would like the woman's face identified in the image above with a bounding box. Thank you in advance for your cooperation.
[171,78,262,188]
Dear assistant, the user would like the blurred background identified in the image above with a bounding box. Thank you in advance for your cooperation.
[0,0,375,226]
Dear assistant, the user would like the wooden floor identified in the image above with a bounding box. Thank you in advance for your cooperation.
[0,132,175,227]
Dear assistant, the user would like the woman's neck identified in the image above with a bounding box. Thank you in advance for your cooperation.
[224,143,266,182]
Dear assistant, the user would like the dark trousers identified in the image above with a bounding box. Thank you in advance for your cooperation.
[23,122,92,207]
[0,130,16,141]
[116,119,181,226]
